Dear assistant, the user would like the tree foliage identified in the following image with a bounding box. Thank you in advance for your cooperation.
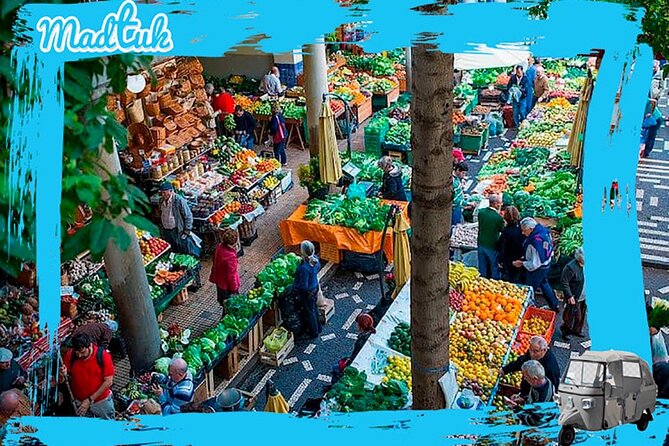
[1,1,158,276]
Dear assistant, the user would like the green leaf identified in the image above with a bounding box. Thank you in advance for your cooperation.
[110,223,132,251]
[124,214,159,236]
[89,218,113,257]
[61,223,93,262]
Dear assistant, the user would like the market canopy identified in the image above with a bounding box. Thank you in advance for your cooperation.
[455,44,531,71]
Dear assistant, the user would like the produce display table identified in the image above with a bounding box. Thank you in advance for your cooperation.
[278,200,409,262]
[285,117,306,151]
[153,264,200,315]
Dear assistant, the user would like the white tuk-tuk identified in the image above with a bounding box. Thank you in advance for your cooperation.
[556,351,657,446]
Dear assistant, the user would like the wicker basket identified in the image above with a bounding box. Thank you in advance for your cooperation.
[194,89,207,102]
[106,94,118,111]
[137,76,152,99]
[163,116,177,132]
[114,108,126,123]
[121,90,136,107]
[179,78,192,93]
[126,99,145,124]
[158,94,173,108]
[150,126,166,147]
[190,74,205,88]
[145,101,160,117]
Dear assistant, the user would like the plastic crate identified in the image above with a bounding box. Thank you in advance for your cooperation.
[519,306,556,343]
[382,141,410,152]
[460,128,489,155]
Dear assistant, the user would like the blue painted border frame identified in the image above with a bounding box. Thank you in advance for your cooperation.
[6,0,663,444]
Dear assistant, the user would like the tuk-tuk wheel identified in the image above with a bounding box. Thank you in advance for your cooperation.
[558,425,576,446]
[636,412,650,431]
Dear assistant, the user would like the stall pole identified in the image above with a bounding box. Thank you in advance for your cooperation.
[378,205,399,301]
[303,42,329,157]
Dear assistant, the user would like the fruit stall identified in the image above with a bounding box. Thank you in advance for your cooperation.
[326,262,555,412]
[278,196,409,265]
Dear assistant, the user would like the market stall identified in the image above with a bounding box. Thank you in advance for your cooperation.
[278,197,409,263]
[325,262,557,412]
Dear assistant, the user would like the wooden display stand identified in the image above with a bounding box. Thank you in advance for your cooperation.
[262,301,283,330]
[239,318,264,356]
[215,346,240,380]
[353,97,373,124]
[259,331,295,367]
[285,118,306,151]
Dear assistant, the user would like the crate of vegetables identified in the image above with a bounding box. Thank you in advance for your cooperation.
[460,126,489,155]
[518,306,556,343]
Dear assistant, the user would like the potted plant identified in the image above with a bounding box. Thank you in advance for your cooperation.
[298,157,328,200]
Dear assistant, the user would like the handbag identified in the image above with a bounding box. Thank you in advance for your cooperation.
[272,116,286,144]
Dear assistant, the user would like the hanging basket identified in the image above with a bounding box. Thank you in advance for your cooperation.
[106,94,119,111]
[163,116,178,132]
[121,90,136,107]
[190,74,205,88]
[158,94,173,109]
[194,89,207,102]
[179,78,192,93]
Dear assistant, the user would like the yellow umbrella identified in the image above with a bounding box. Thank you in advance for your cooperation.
[264,381,289,414]
[392,211,411,299]
[318,100,343,185]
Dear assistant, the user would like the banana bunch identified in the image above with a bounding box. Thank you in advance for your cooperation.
[449,262,480,292]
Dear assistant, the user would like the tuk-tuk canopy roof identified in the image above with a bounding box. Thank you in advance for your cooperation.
[575,350,642,364]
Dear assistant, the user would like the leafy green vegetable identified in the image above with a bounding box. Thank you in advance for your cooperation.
[303,195,390,233]
[326,367,409,412]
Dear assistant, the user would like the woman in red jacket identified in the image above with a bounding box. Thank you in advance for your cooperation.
[209,229,241,314]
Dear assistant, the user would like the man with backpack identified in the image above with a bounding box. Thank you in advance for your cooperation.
[60,333,115,419]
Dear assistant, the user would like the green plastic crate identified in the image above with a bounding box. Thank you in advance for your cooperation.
[460,128,489,155]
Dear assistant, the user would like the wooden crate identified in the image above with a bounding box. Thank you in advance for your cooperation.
[387,86,400,104]
[262,301,282,329]
[319,242,341,264]
[214,346,239,380]
[193,369,216,404]
[173,287,189,305]
[319,300,335,325]
[260,331,295,367]
[354,97,373,124]
[239,318,264,355]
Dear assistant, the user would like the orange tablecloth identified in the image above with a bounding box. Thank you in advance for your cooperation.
[279,201,409,260]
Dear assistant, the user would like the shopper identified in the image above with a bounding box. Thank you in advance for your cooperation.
[209,228,241,315]
[513,217,559,311]
[151,358,194,415]
[642,97,664,158]
[60,333,115,419]
[496,206,524,284]
[650,324,669,364]
[560,247,586,340]
[212,87,235,116]
[507,65,530,126]
[452,162,469,226]
[512,360,554,405]
[269,103,288,166]
[233,105,257,149]
[651,60,664,100]
[525,57,540,113]
[377,156,408,202]
[653,361,669,399]
[72,321,113,350]
[533,67,550,108]
[350,314,377,360]
[261,66,283,96]
[477,194,505,279]
[0,349,26,393]
[500,335,560,397]
[293,241,322,340]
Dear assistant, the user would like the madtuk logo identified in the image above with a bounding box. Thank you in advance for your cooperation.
[36,0,174,54]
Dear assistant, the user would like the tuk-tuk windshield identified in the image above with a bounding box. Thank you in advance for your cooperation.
[564,360,605,388]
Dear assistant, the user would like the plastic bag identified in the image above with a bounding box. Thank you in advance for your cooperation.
[264,327,289,353]
[346,182,367,201]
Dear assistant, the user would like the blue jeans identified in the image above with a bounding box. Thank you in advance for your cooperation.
[526,266,558,311]
[274,141,287,165]
[240,134,255,149]
[452,207,463,226]
[478,246,501,279]
[644,118,663,157]
[512,101,525,127]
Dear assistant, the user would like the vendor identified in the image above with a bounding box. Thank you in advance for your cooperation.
[533,67,550,107]
[452,162,469,226]
[513,217,558,311]
[293,241,322,340]
[159,182,201,291]
[72,321,113,350]
[496,206,524,284]
[377,156,407,202]
[261,66,284,97]
[500,335,560,396]
[151,358,194,415]
[350,314,377,360]
[477,194,505,280]
[233,105,257,149]
[209,229,241,315]
[510,360,555,406]
[0,349,26,393]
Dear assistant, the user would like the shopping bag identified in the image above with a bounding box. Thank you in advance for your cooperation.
[264,327,289,353]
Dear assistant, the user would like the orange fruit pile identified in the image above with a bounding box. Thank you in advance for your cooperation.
[462,291,522,325]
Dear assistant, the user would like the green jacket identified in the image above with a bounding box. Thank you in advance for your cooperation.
[477,207,505,250]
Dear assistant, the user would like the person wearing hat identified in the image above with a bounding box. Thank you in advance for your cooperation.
[159,182,201,290]
[0,348,26,393]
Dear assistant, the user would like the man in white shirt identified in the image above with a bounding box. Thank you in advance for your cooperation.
[513,217,558,311]
[261,66,283,96]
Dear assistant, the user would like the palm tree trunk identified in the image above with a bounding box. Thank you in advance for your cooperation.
[410,44,454,410]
